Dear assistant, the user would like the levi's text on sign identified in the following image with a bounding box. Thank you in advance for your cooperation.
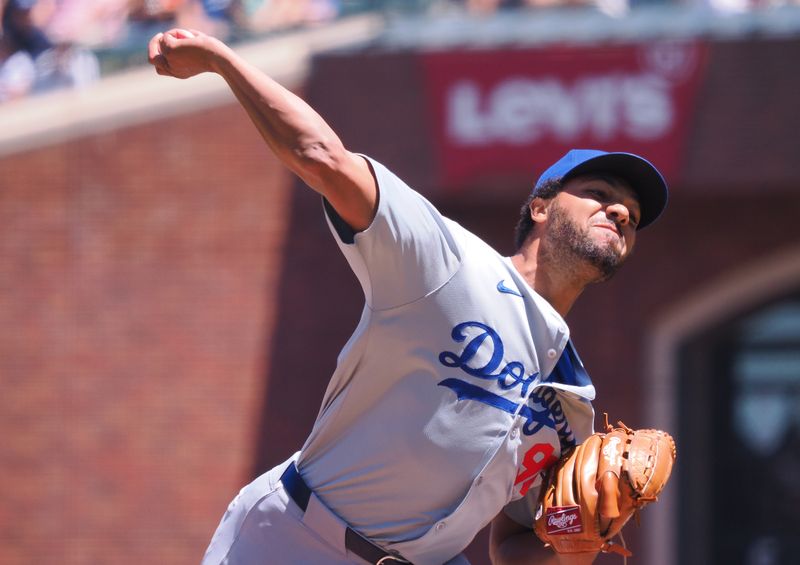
[422,41,707,190]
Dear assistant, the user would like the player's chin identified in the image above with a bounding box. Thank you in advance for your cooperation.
[586,233,618,255]
[592,226,624,247]
[598,233,630,260]
[588,247,627,282]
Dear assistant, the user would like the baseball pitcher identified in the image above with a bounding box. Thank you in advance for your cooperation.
[148,28,674,565]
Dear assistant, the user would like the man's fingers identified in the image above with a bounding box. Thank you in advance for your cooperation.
[163,28,197,47]
[149,28,208,78]
[148,32,173,76]
[151,55,169,74]
[147,32,165,64]
[160,32,175,54]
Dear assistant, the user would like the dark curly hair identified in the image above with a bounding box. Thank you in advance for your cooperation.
[513,178,563,250]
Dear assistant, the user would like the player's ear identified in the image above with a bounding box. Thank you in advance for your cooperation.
[529,197,549,225]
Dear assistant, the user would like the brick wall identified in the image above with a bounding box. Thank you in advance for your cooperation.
[0,104,293,564]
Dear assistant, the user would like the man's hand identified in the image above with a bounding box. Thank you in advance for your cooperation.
[148,29,226,79]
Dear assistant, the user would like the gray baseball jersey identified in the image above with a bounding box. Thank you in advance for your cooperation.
[294,156,596,564]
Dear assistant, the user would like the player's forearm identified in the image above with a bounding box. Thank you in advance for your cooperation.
[208,40,349,192]
[150,30,376,230]
[490,531,556,565]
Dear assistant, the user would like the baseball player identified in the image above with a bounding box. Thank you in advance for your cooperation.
[148,29,668,565]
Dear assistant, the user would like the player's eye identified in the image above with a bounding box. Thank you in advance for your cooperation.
[627,204,641,227]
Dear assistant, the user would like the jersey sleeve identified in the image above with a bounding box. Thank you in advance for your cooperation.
[323,156,462,310]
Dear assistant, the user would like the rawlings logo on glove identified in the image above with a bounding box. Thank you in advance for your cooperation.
[544,507,583,534]
[534,414,676,559]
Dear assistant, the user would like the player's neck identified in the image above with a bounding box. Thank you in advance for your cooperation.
[511,241,591,317]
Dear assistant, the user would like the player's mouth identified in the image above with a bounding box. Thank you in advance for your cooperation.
[592,222,620,237]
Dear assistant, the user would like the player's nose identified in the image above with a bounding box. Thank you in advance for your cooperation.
[606,203,630,226]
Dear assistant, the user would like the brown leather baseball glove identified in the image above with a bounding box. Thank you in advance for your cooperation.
[533,415,676,558]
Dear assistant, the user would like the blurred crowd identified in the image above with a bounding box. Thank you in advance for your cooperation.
[2,0,799,104]
[0,0,341,103]
[1,0,97,102]
[454,0,592,12]
[450,0,800,13]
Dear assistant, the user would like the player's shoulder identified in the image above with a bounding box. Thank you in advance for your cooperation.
[361,154,506,255]
[445,217,494,252]
[357,155,407,192]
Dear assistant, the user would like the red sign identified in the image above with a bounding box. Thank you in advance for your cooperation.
[421,41,707,190]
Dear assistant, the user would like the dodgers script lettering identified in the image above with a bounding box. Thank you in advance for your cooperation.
[438,321,537,396]
[437,321,558,435]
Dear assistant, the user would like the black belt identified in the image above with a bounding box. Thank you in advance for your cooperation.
[280,463,411,565]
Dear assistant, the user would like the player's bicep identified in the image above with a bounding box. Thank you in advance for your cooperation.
[310,150,378,234]
[323,156,461,310]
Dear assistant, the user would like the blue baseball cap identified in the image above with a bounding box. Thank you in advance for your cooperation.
[534,149,668,229]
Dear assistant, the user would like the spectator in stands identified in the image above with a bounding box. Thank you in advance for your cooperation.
[0,28,35,102]
[461,0,519,13]
[42,0,130,48]
[452,0,596,13]
[127,0,188,40]
[173,0,236,40]
[127,0,234,43]
[522,0,594,8]
[32,39,99,93]
[0,0,99,99]
[239,0,339,33]
[0,0,36,102]
[2,0,51,57]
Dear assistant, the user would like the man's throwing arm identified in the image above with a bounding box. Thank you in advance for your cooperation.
[147,29,377,232]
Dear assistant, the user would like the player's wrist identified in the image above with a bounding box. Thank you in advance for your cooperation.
[206,38,235,75]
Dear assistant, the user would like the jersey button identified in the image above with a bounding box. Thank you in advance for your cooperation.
[510,428,519,439]
[435,521,446,532]
[547,348,557,359]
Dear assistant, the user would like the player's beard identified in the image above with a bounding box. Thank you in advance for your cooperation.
[544,203,626,282]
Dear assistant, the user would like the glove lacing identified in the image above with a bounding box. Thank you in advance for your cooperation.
[601,530,631,563]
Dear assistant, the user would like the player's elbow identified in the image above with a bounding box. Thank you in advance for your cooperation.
[287,139,376,230]
[292,137,349,188]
